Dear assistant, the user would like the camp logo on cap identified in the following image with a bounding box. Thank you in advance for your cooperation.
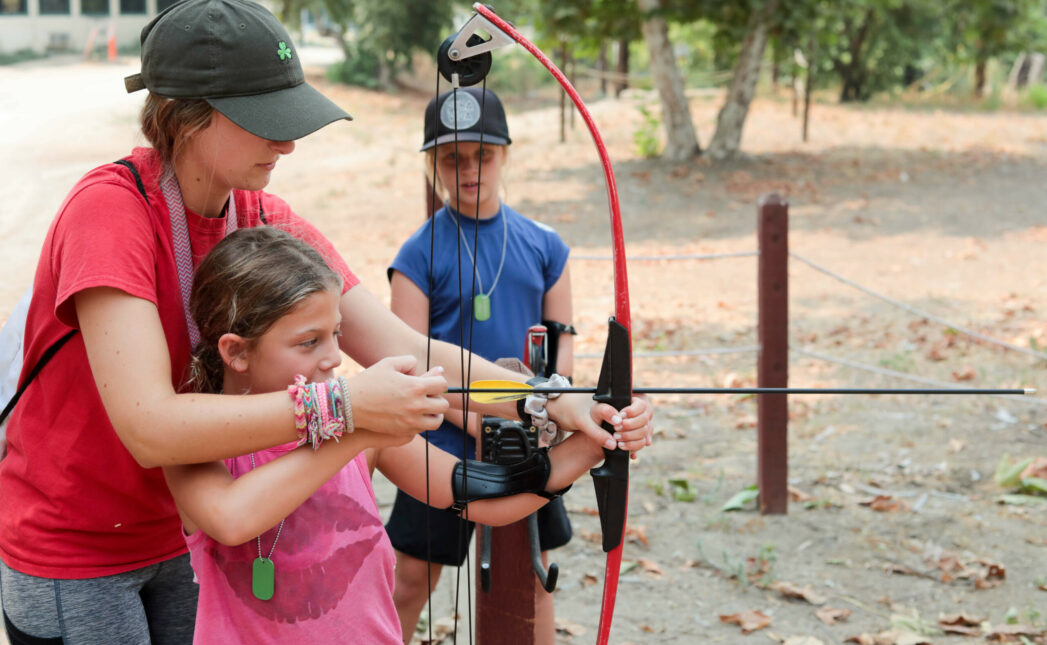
[439,92,481,132]
[277,41,292,61]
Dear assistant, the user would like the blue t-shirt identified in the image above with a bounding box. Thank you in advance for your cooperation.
[390,203,570,458]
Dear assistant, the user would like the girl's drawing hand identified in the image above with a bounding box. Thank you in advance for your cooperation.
[548,393,654,458]
[348,356,448,437]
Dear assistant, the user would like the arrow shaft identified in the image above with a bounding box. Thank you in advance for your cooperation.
[448,386,1035,396]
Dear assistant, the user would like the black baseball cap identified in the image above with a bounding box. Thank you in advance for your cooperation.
[421,87,511,151]
[124,0,351,141]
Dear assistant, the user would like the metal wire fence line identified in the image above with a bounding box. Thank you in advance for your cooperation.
[571,246,1043,406]
[789,251,1047,362]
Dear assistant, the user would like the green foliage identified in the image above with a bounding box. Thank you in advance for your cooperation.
[274,0,459,87]
[1024,84,1047,109]
[694,539,777,586]
[995,455,1047,496]
[633,105,662,158]
[0,49,47,66]
[667,477,697,502]
[721,485,759,511]
[325,44,380,89]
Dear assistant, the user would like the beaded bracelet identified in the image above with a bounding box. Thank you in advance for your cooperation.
[337,376,354,434]
[287,375,353,450]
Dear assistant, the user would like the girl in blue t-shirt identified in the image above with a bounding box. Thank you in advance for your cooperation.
[385,86,579,645]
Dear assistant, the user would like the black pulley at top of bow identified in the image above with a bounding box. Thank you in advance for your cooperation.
[437,32,492,86]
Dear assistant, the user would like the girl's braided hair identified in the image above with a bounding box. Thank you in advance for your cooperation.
[187,227,342,394]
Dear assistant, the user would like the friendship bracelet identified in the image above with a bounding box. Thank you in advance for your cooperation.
[287,375,353,450]
[337,376,354,434]
[315,381,330,433]
[288,375,309,445]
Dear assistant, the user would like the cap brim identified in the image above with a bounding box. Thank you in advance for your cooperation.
[207,82,352,141]
[420,132,510,151]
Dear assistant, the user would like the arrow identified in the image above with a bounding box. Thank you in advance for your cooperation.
[453,380,1036,404]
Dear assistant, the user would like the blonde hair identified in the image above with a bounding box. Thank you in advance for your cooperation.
[187,227,343,394]
[139,94,214,167]
[424,144,510,206]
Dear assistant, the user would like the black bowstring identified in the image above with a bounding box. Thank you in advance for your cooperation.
[425,55,491,645]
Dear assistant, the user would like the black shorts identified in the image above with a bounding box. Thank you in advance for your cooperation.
[385,489,572,567]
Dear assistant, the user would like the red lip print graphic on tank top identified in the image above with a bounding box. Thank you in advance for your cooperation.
[211,487,387,623]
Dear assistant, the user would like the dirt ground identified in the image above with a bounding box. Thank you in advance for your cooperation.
[1,51,1045,644]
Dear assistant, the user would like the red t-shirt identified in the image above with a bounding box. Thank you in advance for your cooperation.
[0,148,358,578]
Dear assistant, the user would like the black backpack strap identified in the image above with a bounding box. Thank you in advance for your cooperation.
[112,158,150,204]
[1,160,151,427]
[1,329,76,426]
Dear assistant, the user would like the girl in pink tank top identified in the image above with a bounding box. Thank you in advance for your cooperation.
[165,227,654,642]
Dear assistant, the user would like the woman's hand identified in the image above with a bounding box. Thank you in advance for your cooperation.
[547,393,654,458]
[348,356,448,438]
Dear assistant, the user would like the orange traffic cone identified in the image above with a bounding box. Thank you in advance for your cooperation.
[107,24,117,61]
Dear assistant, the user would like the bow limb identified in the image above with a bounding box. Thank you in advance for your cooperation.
[457,5,634,642]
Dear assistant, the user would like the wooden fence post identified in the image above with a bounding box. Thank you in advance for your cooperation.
[757,193,789,514]
[475,521,537,643]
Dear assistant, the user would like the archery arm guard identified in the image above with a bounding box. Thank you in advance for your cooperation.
[449,447,570,513]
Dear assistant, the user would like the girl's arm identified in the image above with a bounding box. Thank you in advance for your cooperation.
[541,263,574,377]
[75,287,443,468]
[164,429,409,546]
[376,430,604,526]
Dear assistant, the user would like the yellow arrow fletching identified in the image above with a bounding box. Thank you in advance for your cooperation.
[464,379,535,403]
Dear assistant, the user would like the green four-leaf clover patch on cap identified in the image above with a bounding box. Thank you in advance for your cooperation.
[124,0,351,141]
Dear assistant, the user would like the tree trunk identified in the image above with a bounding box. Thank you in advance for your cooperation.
[836,10,872,102]
[559,42,568,143]
[1007,52,1027,91]
[598,43,608,96]
[707,0,778,160]
[615,38,630,97]
[802,38,813,143]
[1029,53,1046,87]
[974,58,987,98]
[638,0,700,161]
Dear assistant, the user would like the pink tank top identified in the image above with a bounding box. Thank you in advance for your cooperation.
[186,447,401,644]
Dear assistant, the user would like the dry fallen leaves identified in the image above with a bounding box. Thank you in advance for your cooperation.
[816,606,852,626]
[845,630,932,645]
[719,609,772,634]
[634,558,665,577]
[937,613,984,636]
[789,486,815,503]
[860,495,911,512]
[554,617,587,637]
[1019,456,1047,480]
[769,580,827,605]
[985,624,1047,642]
[951,366,977,381]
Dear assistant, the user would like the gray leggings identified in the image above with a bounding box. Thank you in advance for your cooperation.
[0,555,197,645]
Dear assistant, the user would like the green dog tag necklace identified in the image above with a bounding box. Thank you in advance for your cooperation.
[249,453,286,601]
[455,203,507,322]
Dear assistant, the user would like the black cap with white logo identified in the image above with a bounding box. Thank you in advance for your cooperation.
[421,87,511,151]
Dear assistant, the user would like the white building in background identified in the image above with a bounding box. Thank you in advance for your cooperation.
[0,0,179,55]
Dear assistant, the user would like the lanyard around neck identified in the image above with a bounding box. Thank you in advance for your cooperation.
[161,170,238,349]
[448,203,507,298]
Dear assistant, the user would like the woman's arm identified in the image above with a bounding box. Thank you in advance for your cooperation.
[76,287,301,467]
[357,277,648,451]
[164,429,409,546]
[376,430,604,527]
[389,270,478,437]
[76,287,438,468]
